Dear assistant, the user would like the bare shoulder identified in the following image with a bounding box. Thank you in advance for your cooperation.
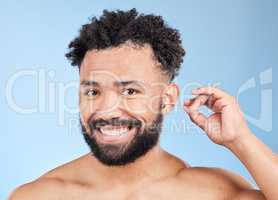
[9,154,92,200]
[176,166,266,199]
[43,154,90,177]
[8,177,66,200]
[178,166,252,188]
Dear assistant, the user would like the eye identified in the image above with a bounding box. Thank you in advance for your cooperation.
[85,89,99,97]
[122,88,139,96]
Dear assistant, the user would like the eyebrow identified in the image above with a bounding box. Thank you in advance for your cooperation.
[80,80,145,88]
[80,80,99,86]
[114,80,144,87]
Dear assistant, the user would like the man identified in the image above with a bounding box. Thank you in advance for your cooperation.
[9,8,278,200]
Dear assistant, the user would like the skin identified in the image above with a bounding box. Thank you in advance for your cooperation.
[9,42,278,200]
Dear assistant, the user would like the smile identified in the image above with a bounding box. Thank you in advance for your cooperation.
[99,125,132,136]
[96,125,137,144]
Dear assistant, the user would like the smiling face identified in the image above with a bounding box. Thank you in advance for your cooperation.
[79,42,179,166]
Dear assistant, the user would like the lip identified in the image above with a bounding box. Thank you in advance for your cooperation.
[95,126,138,144]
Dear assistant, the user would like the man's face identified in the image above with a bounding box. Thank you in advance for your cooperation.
[79,43,172,166]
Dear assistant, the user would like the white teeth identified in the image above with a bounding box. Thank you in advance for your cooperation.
[100,126,129,136]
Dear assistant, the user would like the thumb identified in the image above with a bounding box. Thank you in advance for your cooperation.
[184,106,208,132]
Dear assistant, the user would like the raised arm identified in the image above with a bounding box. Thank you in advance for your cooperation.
[183,86,278,200]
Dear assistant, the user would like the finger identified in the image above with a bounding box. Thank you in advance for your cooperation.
[185,94,218,111]
[192,86,231,100]
[184,95,209,111]
[184,99,191,106]
[185,94,233,114]
[187,110,208,132]
[204,94,217,109]
[212,98,232,112]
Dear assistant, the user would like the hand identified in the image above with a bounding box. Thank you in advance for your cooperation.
[183,86,251,147]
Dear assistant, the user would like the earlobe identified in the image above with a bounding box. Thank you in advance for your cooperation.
[161,102,175,114]
[161,96,175,114]
[161,83,179,114]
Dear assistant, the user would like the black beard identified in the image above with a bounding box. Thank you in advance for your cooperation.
[80,113,163,166]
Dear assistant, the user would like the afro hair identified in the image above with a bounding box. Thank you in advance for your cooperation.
[65,8,185,81]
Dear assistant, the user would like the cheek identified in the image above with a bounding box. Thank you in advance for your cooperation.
[148,95,163,113]
[122,95,162,116]
[122,98,147,115]
[79,97,96,124]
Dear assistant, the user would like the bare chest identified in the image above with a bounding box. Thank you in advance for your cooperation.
[60,180,228,200]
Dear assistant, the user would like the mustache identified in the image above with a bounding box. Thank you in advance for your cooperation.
[89,118,142,130]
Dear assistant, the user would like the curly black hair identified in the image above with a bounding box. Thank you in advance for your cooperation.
[65,8,185,81]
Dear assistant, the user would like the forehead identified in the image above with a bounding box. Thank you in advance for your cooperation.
[80,43,168,85]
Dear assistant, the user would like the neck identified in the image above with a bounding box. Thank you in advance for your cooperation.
[90,145,176,184]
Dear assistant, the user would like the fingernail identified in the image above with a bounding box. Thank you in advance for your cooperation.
[184,100,190,105]
[192,88,199,92]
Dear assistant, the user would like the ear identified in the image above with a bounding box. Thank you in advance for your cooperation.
[161,83,180,115]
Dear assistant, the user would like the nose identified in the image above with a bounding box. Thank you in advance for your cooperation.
[96,90,123,118]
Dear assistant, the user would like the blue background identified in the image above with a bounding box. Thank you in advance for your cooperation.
[1,0,277,199]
